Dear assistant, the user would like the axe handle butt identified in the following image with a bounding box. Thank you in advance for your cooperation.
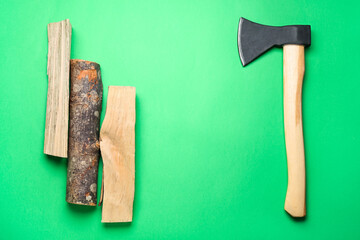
[283,45,306,217]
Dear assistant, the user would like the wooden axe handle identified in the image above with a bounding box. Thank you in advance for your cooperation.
[283,45,306,217]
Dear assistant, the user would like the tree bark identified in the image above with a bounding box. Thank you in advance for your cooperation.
[66,59,103,206]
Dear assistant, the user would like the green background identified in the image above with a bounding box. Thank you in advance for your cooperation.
[1,0,360,239]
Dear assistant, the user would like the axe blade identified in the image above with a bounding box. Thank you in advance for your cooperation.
[237,17,311,66]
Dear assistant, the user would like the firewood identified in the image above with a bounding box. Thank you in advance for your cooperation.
[66,59,103,206]
[44,19,72,158]
[100,86,136,222]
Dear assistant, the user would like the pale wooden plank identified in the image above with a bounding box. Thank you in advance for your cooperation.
[44,19,71,158]
[100,86,136,222]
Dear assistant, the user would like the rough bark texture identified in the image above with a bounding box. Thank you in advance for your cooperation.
[100,86,136,222]
[44,19,71,158]
[66,59,103,206]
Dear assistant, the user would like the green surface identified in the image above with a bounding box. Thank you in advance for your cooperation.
[1,0,360,239]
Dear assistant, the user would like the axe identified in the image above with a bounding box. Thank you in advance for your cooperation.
[237,18,311,217]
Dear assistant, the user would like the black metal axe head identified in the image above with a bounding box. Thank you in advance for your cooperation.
[238,18,311,66]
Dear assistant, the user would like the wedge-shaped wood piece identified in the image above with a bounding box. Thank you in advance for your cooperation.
[100,86,136,222]
[44,19,72,158]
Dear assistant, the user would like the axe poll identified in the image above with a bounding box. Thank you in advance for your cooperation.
[238,18,311,217]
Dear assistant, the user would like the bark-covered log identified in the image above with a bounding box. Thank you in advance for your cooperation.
[66,59,103,206]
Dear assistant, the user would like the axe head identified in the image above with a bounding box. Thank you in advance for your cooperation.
[238,18,311,66]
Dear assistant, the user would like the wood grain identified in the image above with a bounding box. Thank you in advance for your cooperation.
[283,45,306,217]
[66,60,103,206]
[100,86,136,222]
[44,19,72,158]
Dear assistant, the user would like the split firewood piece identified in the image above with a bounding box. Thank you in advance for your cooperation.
[100,86,136,222]
[44,19,72,158]
[66,59,103,206]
